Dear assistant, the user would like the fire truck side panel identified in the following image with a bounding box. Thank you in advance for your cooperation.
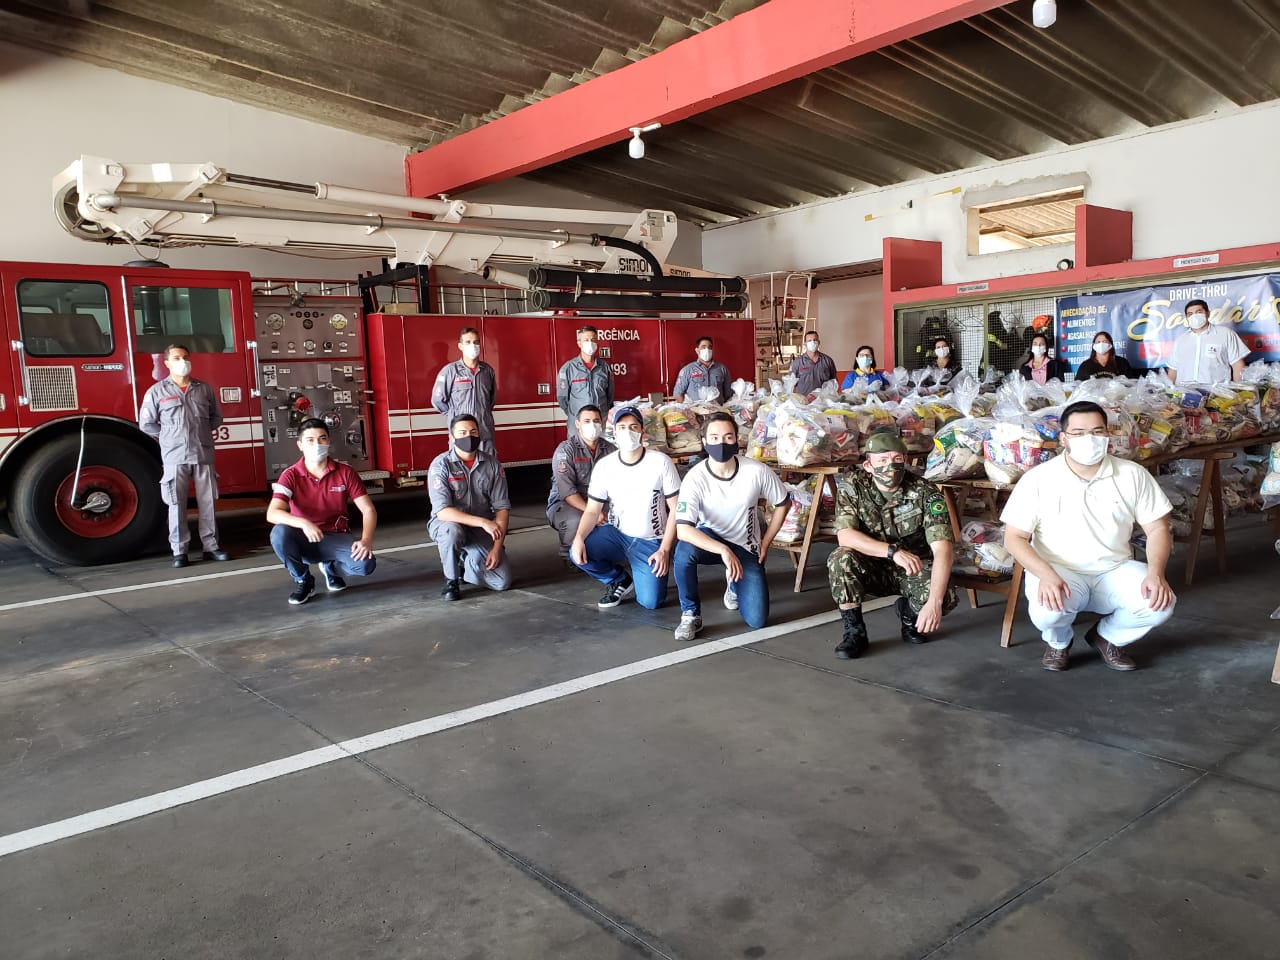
[553,317,663,408]
[252,294,370,481]
[658,318,758,398]
[365,312,415,478]
[124,269,263,494]
[480,315,560,465]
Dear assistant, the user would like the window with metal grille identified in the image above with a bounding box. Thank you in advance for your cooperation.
[896,294,1066,381]
[17,279,113,357]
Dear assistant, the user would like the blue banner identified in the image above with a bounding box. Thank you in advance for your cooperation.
[1055,272,1280,372]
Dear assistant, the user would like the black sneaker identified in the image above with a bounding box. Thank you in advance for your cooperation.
[320,562,347,593]
[441,579,462,602]
[288,576,315,605]
[597,575,635,609]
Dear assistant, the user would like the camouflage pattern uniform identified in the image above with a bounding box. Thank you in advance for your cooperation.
[827,470,958,614]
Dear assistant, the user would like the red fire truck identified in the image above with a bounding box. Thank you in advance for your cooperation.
[0,159,750,565]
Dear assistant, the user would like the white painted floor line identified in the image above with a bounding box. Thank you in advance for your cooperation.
[0,608,841,859]
[0,527,547,613]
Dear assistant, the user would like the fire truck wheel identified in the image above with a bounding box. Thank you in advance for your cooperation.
[10,434,162,566]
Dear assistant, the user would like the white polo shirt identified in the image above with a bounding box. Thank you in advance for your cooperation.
[1167,324,1248,384]
[587,448,681,541]
[1000,454,1172,575]
[675,456,790,553]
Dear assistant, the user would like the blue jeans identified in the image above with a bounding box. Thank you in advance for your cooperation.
[574,523,669,610]
[674,528,769,629]
[270,524,376,582]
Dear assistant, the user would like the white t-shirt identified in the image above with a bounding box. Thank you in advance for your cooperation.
[587,449,681,540]
[675,456,790,553]
[1167,324,1248,384]
[1000,454,1172,575]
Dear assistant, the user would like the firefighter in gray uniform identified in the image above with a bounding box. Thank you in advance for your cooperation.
[546,405,616,559]
[431,326,498,455]
[428,414,512,600]
[556,325,614,439]
[139,344,230,567]
[672,335,732,403]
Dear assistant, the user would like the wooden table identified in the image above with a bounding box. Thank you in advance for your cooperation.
[768,463,843,592]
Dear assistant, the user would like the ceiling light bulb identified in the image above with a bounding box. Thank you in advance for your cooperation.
[628,128,645,160]
[1032,0,1056,28]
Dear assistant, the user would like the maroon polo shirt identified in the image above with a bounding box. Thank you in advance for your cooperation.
[271,458,368,533]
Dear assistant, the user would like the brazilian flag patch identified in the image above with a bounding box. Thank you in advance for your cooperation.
[929,500,948,515]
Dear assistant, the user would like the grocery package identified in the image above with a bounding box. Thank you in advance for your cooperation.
[954,519,1016,578]
[726,380,761,444]
[1261,441,1280,499]
[888,398,938,453]
[1125,379,1188,459]
[657,402,704,456]
[1243,361,1280,431]
[605,399,668,453]
[773,477,817,544]
[983,418,1057,486]
[925,417,994,482]
[776,400,837,467]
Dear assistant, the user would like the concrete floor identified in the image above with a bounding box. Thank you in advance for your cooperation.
[1,475,1279,959]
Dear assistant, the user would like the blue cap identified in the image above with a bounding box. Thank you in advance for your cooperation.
[612,405,644,426]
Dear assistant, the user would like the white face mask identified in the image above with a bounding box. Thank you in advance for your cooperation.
[935,347,950,359]
[303,443,330,463]
[461,342,480,361]
[580,340,598,357]
[580,422,601,443]
[1187,312,1208,330]
[1031,345,1047,357]
[169,359,192,377]
[1067,434,1109,465]
[697,348,713,363]
[614,428,642,452]
[1093,341,1112,355]
[857,355,873,370]
[805,340,819,353]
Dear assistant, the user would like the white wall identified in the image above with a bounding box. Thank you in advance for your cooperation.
[0,42,407,277]
[813,275,883,371]
[703,100,1280,282]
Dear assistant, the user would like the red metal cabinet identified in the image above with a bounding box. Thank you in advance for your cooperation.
[551,317,663,407]
[481,315,559,465]
[658,318,756,397]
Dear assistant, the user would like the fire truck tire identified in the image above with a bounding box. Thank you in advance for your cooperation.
[9,434,162,566]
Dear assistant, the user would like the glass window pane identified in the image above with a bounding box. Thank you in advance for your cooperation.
[17,279,114,357]
[132,286,234,354]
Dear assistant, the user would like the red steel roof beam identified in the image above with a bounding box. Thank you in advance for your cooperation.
[404,0,1014,199]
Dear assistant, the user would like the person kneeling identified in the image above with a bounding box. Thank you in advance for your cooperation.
[1001,401,1175,671]
[827,433,956,658]
[428,415,512,600]
[672,413,791,641]
[570,405,680,609]
[267,418,377,605]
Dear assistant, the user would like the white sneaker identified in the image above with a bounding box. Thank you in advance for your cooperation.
[674,611,703,642]
[723,569,739,611]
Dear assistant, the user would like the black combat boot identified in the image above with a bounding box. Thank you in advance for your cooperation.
[835,608,870,659]
[896,597,930,644]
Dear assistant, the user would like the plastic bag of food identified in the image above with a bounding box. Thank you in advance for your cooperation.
[925,417,994,481]
[776,400,836,467]
[657,402,704,456]
[887,398,937,453]
[954,519,1015,577]
[606,398,669,453]
[1205,382,1262,441]
[773,477,817,544]
[983,418,1056,486]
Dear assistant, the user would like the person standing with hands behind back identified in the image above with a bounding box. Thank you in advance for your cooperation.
[557,325,614,439]
[788,331,837,396]
[1166,298,1248,384]
[432,326,498,454]
[139,343,230,568]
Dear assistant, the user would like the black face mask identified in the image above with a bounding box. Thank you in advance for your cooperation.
[454,435,481,454]
[705,442,737,463]
[871,463,905,488]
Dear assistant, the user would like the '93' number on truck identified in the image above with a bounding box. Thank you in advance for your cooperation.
[610,362,627,376]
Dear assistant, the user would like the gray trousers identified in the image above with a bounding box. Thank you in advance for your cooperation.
[161,463,219,555]
[547,502,584,559]
[429,519,512,591]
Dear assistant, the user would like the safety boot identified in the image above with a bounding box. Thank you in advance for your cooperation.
[835,608,870,659]
[896,597,930,644]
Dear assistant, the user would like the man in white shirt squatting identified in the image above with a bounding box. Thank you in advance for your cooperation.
[570,405,681,610]
[1001,400,1177,672]
[672,413,791,641]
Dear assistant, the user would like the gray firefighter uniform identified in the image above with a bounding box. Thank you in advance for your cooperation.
[427,448,513,590]
[546,434,616,557]
[139,377,223,557]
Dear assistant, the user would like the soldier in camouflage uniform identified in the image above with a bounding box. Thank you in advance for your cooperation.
[827,432,957,659]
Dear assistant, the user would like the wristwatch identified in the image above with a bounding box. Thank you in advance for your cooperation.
[886,544,898,560]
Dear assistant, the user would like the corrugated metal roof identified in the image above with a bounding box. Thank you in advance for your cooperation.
[6,0,1278,225]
